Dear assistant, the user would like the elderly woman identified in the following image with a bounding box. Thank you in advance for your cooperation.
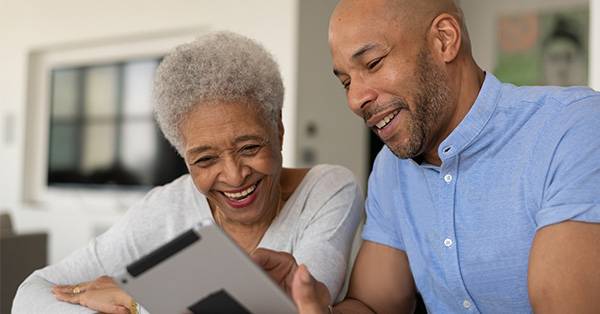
[13,31,362,313]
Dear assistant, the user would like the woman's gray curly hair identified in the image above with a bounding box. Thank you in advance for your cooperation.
[153,31,284,155]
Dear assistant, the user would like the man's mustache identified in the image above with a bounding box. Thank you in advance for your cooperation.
[362,99,409,123]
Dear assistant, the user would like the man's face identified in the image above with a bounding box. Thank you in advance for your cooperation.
[329,0,451,159]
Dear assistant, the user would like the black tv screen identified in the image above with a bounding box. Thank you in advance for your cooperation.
[47,59,187,188]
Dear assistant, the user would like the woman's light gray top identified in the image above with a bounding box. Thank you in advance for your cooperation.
[13,164,363,313]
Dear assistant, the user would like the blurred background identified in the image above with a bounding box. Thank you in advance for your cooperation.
[0,0,599,311]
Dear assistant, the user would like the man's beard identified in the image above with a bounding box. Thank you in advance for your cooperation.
[385,47,450,159]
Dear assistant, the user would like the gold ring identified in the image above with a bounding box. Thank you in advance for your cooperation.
[72,286,82,294]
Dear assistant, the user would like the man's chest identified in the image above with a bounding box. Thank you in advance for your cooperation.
[391,159,537,312]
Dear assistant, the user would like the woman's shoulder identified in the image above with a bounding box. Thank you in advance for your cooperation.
[273,164,362,232]
[143,174,196,202]
[289,164,361,206]
[304,164,358,188]
[114,174,210,253]
[281,164,357,197]
[127,173,209,219]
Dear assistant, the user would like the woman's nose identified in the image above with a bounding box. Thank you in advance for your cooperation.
[220,156,250,187]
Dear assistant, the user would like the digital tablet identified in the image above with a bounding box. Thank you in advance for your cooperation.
[117,219,297,314]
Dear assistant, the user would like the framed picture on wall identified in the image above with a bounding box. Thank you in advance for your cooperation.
[494,5,589,86]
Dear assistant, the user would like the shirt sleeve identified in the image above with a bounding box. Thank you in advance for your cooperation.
[362,148,406,251]
[291,166,363,301]
[12,189,163,314]
[533,96,600,229]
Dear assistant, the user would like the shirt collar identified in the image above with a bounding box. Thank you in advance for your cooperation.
[436,72,502,162]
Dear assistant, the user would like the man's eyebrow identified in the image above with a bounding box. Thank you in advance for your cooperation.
[333,43,381,77]
[352,43,380,60]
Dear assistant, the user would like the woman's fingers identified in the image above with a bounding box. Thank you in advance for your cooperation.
[52,281,91,295]
[52,288,81,304]
[52,276,133,314]
[53,286,133,314]
[52,276,117,295]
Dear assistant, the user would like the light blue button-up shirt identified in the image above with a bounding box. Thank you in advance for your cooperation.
[363,73,600,313]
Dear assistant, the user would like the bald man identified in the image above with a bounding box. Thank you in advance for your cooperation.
[253,0,600,313]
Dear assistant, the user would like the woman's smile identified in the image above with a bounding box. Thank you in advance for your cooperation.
[219,179,262,209]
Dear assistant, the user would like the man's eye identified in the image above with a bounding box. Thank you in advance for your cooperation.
[367,58,382,70]
[342,80,351,90]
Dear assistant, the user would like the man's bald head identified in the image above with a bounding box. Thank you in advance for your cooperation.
[329,0,470,53]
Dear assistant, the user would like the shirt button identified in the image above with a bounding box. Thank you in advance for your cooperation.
[444,238,453,247]
[444,174,453,183]
[463,300,472,309]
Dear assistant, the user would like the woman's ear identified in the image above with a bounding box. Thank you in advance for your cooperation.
[430,13,462,63]
[278,119,285,151]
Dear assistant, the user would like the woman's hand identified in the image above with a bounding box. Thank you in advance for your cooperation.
[52,276,133,314]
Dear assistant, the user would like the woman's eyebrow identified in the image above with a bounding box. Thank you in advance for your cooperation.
[234,135,265,144]
[186,135,265,157]
[186,145,213,156]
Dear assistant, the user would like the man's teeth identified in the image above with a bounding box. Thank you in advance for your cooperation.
[223,184,257,200]
[375,112,397,129]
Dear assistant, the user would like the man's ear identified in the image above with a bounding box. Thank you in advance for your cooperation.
[430,13,462,63]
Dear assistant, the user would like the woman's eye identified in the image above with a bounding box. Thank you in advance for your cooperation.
[240,145,261,156]
[193,156,216,167]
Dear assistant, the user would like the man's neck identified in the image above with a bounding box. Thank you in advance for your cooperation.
[421,62,485,166]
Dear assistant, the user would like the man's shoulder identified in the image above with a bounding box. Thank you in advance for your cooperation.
[499,83,599,109]
[524,86,600,132]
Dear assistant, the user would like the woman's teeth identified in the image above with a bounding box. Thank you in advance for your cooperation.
[376,111,398,129]
[223,184,257,200]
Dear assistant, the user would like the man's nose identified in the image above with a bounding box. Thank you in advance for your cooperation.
[347,80,377,116]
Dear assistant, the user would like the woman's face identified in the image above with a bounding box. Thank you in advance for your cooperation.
[180,100,283,226]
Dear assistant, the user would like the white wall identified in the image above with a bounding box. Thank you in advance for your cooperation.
[0,0,300,263]
[461,0,596,87]
[295,0,368,191]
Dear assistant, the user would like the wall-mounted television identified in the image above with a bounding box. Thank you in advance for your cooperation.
[47,58,187,188]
